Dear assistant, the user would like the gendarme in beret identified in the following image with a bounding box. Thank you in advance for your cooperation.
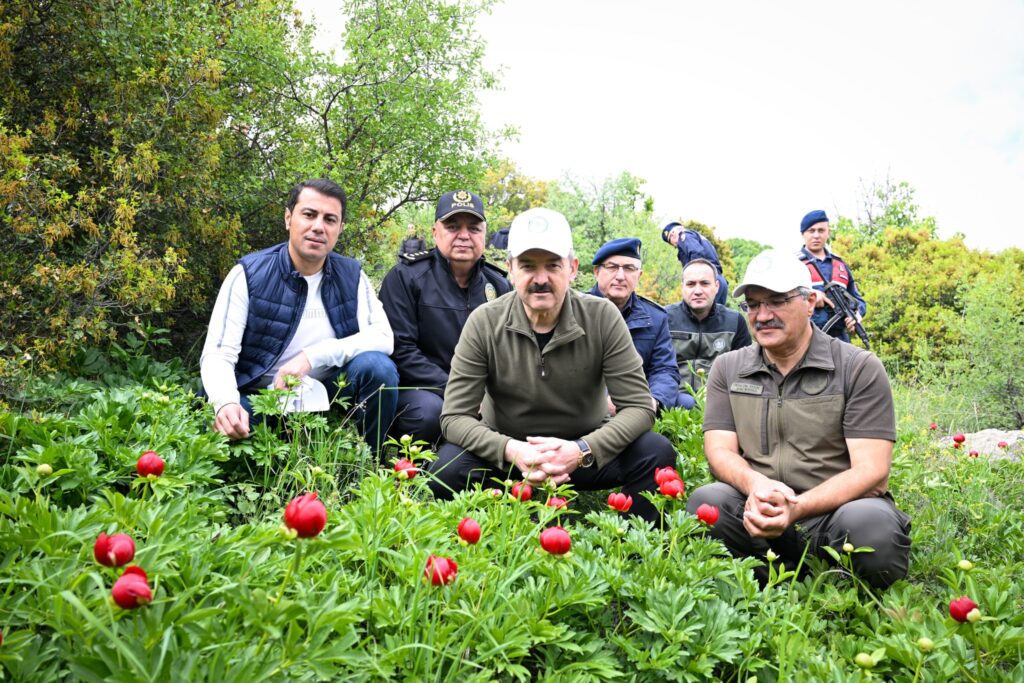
[592,237,642,266]
[800,209,828,233]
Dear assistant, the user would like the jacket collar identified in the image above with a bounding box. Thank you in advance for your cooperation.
[738,325,836,377]
[505,289,586,352]
[277,241,332,279]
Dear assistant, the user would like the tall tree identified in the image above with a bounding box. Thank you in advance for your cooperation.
[0,0,499,382]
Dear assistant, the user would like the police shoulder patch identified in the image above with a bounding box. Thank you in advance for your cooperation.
[399,250,433,264]
[637,294,666,312]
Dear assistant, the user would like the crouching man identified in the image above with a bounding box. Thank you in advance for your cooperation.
[428,208,677,523]
[686,249,910,588]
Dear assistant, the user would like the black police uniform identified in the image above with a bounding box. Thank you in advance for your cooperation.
[379,248,511,444]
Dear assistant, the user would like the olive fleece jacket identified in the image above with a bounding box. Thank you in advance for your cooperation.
[440,289,656,469]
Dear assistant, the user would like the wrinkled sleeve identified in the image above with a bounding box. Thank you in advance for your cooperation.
[646,315,681,409]
[304,271,394,368]
[200,265,248,411]
[378,268,449,390]
[585,304,656,468]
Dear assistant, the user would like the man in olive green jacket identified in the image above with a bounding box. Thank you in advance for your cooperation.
[686,249,911,589]
[430,208,677,522]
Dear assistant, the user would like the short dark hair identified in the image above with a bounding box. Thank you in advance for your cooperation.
[287,178,347,219]
[681,258,717,279]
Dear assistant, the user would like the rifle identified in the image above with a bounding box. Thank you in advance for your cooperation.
[803,259,871,349]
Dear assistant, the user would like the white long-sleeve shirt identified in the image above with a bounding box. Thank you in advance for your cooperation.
[200,263,393,412]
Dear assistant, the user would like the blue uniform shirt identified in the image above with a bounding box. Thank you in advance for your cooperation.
[587,285,680,410]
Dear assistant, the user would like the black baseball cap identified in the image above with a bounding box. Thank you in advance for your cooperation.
[435,190,486,222]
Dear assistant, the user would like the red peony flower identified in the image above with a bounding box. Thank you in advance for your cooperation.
[952,433,966,444]
[929,422,938,430]
[659,478,685,498]
[283,492,327,538]
[394,458,418,480]
[111,566,152,609]
[511,481,532,501]
[949,595,978,622]
[997,441,1009,449]
[546,496,568,510]
[457,517,481,544]
[136,451,165,478]
[93,532,136,567]
[654,466,681,485]
[968,450,979,458]
[539,526,571,555]
[695,503,719,525]
[607,492,633,512]
[424,554,458,585]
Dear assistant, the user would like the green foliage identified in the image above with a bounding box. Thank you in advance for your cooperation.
[935,257,1024,427]
[3,358,1023,680]
[0,0,500,382]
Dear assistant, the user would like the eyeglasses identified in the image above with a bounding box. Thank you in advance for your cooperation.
[598,263,640,275]
[739,292,804,314]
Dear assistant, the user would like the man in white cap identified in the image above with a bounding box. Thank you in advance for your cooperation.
[685,249,911,589]
[428,207,677,523]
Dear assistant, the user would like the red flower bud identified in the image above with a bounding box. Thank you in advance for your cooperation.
[457,517,481,544]
[546,496,568,510]
[953,442,962,449]
[112,566,152,609]
[997,440,1009,449]
[968,450,979,458]
[928,422,938,430]
[659,478,685,498]
[654,466,681,485]
[695,503,719,525]
[424,554,458,585]
[283,492,327,538]
[136,451,165,477]
[394,458,418,480]
[93,532,136,567]
[949,595,978,622]
[510,481,532,501]
[952,433,966,444]
[607,492,633,512]
[539,526,571,555]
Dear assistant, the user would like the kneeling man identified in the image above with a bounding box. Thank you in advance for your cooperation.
[685,249,910,588]
[429,208,677,522]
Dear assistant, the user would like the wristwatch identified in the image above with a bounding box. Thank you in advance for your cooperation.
[575,438,595,468]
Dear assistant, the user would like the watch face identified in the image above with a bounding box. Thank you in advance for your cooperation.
[582,453,596,467]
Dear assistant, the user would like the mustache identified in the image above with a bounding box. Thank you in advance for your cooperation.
[754,320,785,331]
[527,283,554,294]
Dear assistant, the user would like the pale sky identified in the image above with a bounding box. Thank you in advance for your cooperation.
[298,0,1024,253]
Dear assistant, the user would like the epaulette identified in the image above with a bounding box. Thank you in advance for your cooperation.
[399,250,433,264]
[637,294,667,312]
[481,260,508,277]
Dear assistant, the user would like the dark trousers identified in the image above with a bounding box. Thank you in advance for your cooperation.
[391,389,444,447]
[428,431,677,523]
[686,482,912,589]
[234,351,398,458]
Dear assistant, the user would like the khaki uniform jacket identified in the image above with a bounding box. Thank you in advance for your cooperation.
[703,326,895,494]
[441,289,656,469]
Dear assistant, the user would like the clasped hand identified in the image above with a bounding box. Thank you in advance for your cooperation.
[505,436,581,486]
[743,480,800,539]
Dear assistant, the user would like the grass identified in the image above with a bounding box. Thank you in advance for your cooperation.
[0,357,1022,681]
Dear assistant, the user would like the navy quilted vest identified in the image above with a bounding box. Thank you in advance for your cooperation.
[234,243,361,391]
